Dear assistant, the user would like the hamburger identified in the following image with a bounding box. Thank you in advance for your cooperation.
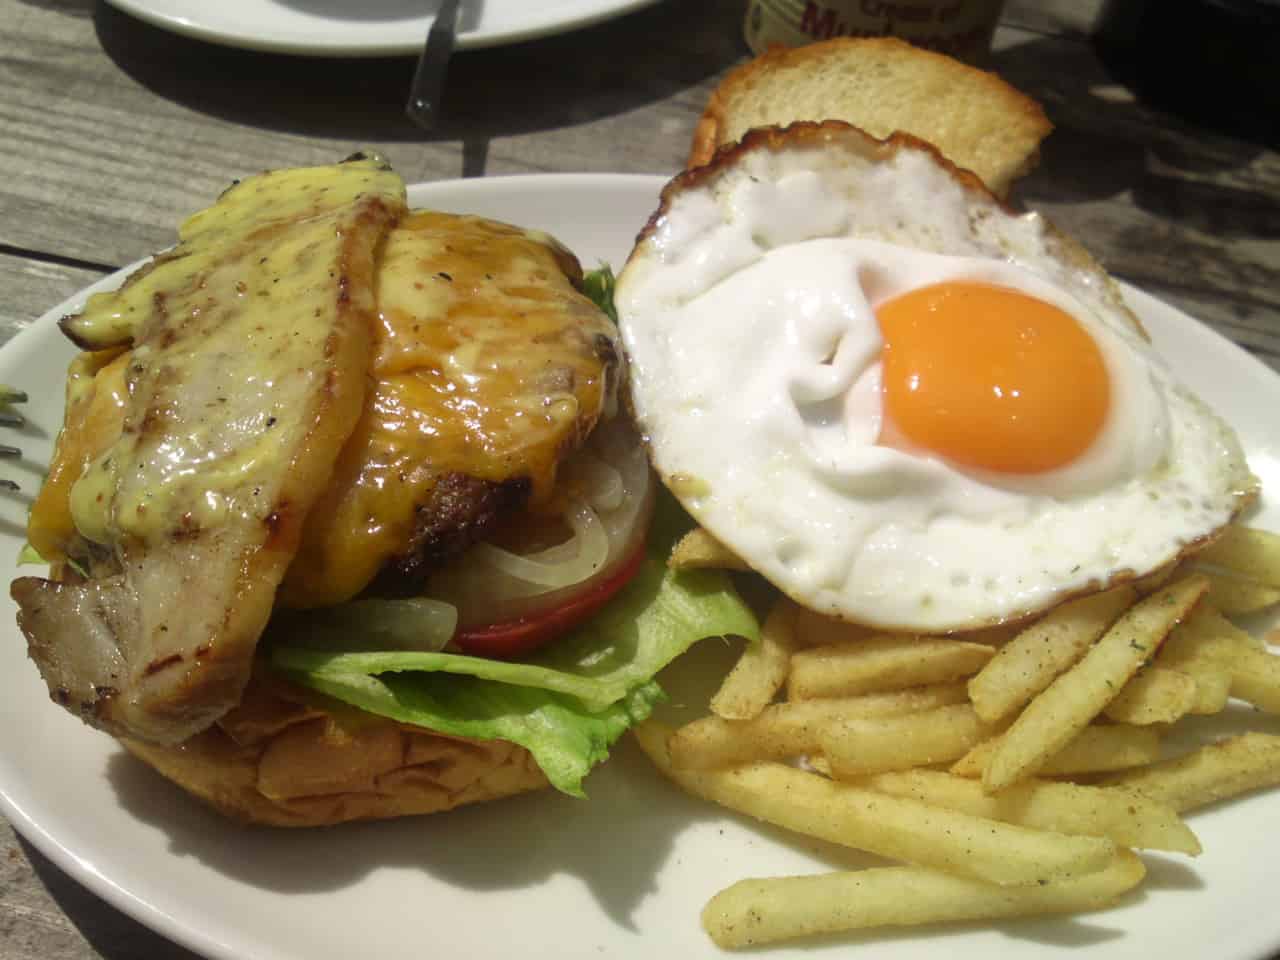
[11,153,757,826]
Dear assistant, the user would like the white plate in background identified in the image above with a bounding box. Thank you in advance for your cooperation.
[103,0,662,56]
[1,174,1279,960]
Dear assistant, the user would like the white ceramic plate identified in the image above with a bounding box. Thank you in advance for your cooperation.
[102,0,661,56]
[2,174,1280,960]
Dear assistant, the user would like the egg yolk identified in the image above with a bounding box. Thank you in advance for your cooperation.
[877,281,1110,474]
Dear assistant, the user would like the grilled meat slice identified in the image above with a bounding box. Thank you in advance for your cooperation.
[374,472,533,594]
[14,156,407,744]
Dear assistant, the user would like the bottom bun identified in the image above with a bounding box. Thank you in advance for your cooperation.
[121,673,548,827]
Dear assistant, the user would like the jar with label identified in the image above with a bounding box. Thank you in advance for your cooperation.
[743,0,1007,65]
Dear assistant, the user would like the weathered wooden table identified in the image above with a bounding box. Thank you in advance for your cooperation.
[2,1,1277,957]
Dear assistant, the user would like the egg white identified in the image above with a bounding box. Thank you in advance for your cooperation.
[617,134,1254,631]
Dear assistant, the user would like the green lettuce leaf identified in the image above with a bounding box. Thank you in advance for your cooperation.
[16,541,88,577]
[582,265,618,323]
[16,542,46,566]
[270,490,758,795]
[291,670,664,797]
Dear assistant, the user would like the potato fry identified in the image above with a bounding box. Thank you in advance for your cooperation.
[701,851,1145,949]
[792,607,874,647]
[1168,602,1264,656]
[669,527,751,571]
[1167,605,1280,713]
[668,683,970,770]
[1100,733,1280,813]
[1227,647,1280,714]
[1102,666,1198,725]
[967,586,1137,724]
[1197,570,1280,615]
[955,622,1026,647]
[710,599,800,720]
[788,635,993,700]
[638,516,1280,950]
[634,721,1116,888]
[859,768,1199,854]
[983,576,1207,792]
[953,724,1162,779]
[1186,668,1233,715]
[1131,560,1180,594]
[1194,525,1280,587]
[820,704,992,778]
[1155,607,1237,714]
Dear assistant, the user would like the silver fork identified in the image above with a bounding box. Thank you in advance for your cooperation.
[0,385,27,491]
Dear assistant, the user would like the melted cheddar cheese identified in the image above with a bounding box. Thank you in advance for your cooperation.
[278,211,617,607]
[27,349,128,564]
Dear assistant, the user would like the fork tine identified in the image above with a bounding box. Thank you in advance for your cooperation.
[0,384,27,488]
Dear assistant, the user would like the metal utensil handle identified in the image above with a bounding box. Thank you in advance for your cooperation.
[406,0,461,129]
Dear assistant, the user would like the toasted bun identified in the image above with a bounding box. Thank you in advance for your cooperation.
[121,672,547,826]
[689,37,1052,196]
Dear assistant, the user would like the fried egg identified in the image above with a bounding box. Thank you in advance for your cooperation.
[616,122,1255,632]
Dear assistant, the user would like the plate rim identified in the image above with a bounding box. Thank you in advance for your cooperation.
[100,0,663,56]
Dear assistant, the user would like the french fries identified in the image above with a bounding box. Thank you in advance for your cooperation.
[1198,570,1280,615]
[1227,653,1280,713]
[668,526,751,571]
[968,586,1136,724]
[1194,524,1280,586]
[710,599,800,720]
[1154,609,1236,714]
[1101,666,1198,725]
[788,634,993,700]
[818,704,992,777]
[951,724,1162,779]
[791,606,874,646]
[857,768,1199,854]
[668,683,969,770]
[631,523,1280,951]
[1164,603,1280,712]
[1100,732,1280,812]
[982,576,1208,792]
[701,851,1145,949]
[635,722,1116,887]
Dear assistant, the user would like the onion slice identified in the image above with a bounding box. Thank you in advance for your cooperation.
[471,498,611,588]
[426,415,655,633]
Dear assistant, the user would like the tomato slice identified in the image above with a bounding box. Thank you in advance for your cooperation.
[452,538,648,659]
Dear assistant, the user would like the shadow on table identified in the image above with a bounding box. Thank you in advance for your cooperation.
[89,0,745,146]
[14,0,93,16]
[20,831,204,959]
[990,32,1279,243]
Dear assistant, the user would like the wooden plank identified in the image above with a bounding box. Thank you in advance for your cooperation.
[1,819,199,960]
[4,1,1274,369]
[0,0,746,267]
[0,252,107,343]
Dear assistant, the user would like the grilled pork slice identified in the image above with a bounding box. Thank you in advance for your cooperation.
[14,155,407,745]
